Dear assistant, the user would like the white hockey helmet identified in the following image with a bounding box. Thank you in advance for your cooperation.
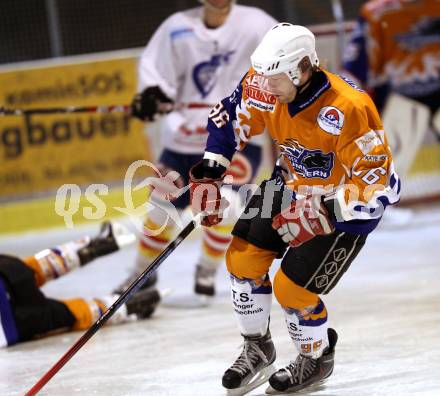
[251,23,319,86]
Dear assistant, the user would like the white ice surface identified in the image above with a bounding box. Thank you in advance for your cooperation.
[1,207,440,396]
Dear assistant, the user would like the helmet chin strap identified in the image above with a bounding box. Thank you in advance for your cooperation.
[287,70,302,87]
[288,69,313,91]
[288,75,313,97]
[296,77,313,93]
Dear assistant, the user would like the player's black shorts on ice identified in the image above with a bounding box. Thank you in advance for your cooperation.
[0,255,75,345]
[232,179,368,294]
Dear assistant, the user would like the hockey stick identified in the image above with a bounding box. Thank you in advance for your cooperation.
[330,0,345,70]
[0,102,213,116]
[0,104,131,116]
[24,216,200,396]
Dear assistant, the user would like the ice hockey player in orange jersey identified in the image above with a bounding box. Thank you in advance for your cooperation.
[343,0,440,113]
[343,0,439,212]
[189,23,400,394]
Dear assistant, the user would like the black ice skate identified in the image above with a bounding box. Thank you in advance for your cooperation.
[222,330,277,395]
[126,286,162,319]
[194,262,217,297]
[78,221,136,265]
[266,328,338,394]
[113,267,158,295]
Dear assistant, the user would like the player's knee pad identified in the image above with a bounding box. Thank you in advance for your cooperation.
[226,236,276,280]
[273,268,319,310]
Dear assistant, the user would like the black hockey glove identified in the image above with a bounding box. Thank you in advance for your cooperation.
[131,86,173,121]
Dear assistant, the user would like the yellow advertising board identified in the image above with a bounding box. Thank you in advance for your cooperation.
[0,56,149,199]
[0,54,155,233]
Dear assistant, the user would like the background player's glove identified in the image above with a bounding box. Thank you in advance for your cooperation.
[189,161,228,227]
[272,196,334,247]
[131,86,173,121]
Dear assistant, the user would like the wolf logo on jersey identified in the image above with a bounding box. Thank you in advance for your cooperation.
[279,139,335,179]
[193,51,236,97]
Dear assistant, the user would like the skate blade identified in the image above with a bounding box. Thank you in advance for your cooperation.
[226,364,276,396]
[160,288,173,299]
[197,294,214,307]
[265,376,330,394]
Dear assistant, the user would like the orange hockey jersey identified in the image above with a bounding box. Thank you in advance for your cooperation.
[204,68,401,234]
[343,0,440,110]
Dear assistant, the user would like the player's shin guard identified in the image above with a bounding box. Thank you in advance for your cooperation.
[230,274,272,336]
[63,295,130,330]
[267,300,336,394]
[273,268,329,357]
[27,240,87,286]
[267,327,337,394]
[283,299,329,358]
[62,290,162,331]
[222,275,275,393]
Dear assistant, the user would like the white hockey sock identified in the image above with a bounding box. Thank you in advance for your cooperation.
[135,205,181,273]
[230,274,272,336]
[283,299,329,359]
[199,227,232,271]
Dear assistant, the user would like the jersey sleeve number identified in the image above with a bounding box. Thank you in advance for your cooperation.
[209,103,230,128]
[354,167,387,185]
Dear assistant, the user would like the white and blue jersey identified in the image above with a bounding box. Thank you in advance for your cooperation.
[137,4,276,154]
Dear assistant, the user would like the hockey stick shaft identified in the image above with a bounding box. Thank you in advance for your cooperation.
[0,104,131,116]
[25,217,199,396]
[0,102,213,116]
[330,0,346,69]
